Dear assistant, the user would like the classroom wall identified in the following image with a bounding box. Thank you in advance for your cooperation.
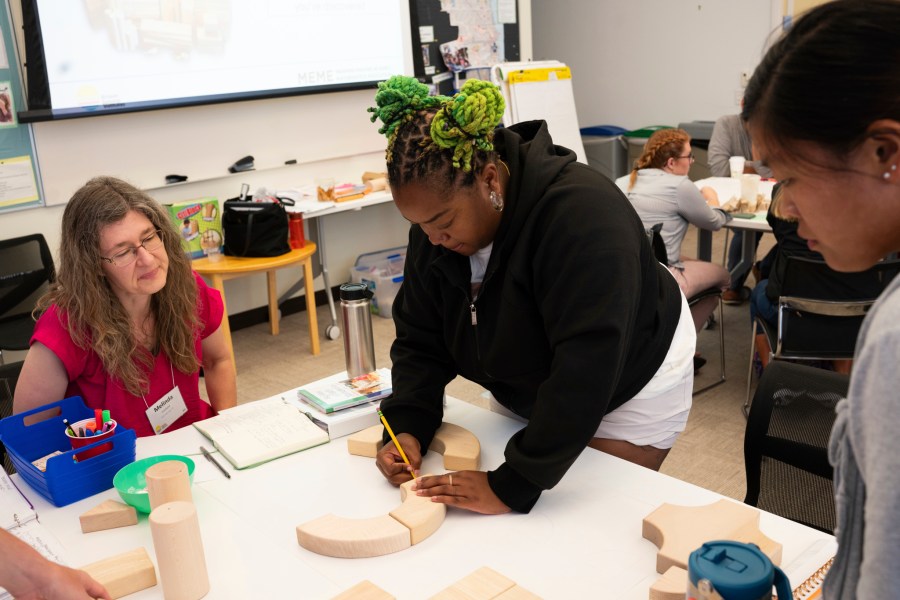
[0,2,533,332]
[0,0,409,307]
[531,0,778,130]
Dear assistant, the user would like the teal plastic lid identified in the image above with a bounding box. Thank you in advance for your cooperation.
[688,541,773,599]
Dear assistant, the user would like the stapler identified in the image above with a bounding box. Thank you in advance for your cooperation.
[228,155,255,173]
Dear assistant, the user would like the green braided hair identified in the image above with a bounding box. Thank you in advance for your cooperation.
[367,75,447,161]
[430,79,505,172]
[368,75,506,192]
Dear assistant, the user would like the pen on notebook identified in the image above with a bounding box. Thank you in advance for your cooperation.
[378,409,415,480]
[200,445,231,479]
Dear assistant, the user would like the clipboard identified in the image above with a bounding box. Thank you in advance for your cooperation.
[491,60,587,164]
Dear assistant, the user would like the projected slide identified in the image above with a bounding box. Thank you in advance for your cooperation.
[35,0,410,113]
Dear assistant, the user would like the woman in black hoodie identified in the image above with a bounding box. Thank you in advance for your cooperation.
[369,76,693,514]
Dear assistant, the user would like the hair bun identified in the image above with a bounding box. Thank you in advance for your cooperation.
[431,79,505,171]
[449,79,505,136]
[368,75,443,137]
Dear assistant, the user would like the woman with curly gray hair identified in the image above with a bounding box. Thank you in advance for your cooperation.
[15,176,236,436]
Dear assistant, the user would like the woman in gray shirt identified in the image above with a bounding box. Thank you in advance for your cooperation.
[616,128,731,333]
[742,1,900,596]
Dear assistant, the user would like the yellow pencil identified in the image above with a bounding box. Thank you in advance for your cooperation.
[378,410,415,479]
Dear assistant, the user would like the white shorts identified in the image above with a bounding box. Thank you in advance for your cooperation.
[489,292,696,450]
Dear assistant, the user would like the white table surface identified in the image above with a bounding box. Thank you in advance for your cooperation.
[14,399,835,599]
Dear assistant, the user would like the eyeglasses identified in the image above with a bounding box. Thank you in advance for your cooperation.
[100,230,163,267]
[677,153,695,162]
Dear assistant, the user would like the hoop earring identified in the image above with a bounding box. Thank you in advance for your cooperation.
[884,164,897,180]
[489,190,504,213]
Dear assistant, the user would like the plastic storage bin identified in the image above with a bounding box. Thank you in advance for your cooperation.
[349,247,406,319]
[0,396,137,507]
[580,125,628,180]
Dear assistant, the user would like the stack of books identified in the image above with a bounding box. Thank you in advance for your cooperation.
[297,368,392,414]
[294,368,392,439]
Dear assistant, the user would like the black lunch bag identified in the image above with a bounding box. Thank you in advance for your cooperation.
[222,197,294,257]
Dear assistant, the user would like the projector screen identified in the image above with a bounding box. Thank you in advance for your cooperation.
[19,0,413,122]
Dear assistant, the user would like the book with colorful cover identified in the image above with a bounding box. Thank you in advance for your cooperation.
[297,368,392,414]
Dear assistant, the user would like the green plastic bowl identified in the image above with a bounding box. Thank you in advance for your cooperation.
[113,454,195,514]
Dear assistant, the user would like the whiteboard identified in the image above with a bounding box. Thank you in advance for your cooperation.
[492,61,586,163]
[31,88,385,205]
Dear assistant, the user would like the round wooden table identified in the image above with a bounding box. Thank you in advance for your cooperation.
[192,244,320,365]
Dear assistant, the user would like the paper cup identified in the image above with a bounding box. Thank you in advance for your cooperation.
[729,156,746,179]
[741,174,762,212]
[66,418,117,461]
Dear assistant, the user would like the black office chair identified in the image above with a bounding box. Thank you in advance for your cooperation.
[745,256,900,410]
[0,234,55,364]
[0,360,24,475]
[646,224,726,394]
[744,361,848,534]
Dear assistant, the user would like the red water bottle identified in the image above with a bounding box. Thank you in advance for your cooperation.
[289,212,305,249]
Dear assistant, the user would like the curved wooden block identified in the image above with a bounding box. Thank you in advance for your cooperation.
[296,514,411,558]
[429,422,480,471]
[649,566,687,600]
[297,477,446,558]
[390,478,446,545]
[347,422,481,471]
[642,499,783,574]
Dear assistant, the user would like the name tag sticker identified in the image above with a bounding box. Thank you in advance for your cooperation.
[145,385,188,435]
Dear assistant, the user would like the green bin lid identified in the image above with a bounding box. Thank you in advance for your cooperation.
[623,125,673,138]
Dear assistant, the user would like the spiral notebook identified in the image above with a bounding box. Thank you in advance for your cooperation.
[789,555,833,599]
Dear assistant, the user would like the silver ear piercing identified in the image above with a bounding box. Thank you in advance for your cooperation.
[884,164,897,180]
[489,190,504,213]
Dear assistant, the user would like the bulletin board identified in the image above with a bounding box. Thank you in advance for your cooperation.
[410,0,519,95]
[0,0,42,213]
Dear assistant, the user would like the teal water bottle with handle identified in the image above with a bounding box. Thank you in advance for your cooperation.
[687,541,792,600]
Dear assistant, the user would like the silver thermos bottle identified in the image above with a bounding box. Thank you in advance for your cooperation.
[340,282,376,378]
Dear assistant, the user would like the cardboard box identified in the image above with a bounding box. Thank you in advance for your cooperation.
[165,198,223,259]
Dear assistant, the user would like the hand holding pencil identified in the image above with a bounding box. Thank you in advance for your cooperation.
[375,410,421,485]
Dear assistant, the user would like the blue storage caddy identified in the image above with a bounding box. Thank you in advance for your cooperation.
[0,396,136,507]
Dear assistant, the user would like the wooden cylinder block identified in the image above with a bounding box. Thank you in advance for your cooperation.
[146,460,192,511]
[149,501,210,600]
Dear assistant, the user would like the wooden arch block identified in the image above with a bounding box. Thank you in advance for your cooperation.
[79,499,138,533]
[390,478,446,545]
[346,424,384,458]
[297,476,446,558]
[642,499,783,575]
[296,514,411,558]
[648,566,687,600]
[347,422,481,471]
[429,422,480,470]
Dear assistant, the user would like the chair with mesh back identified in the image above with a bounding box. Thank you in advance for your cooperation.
[646,224,726,394]
[0,234,55,364]
[744,361,848,534]
[745,256,899,410]
[0,360,23,475]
